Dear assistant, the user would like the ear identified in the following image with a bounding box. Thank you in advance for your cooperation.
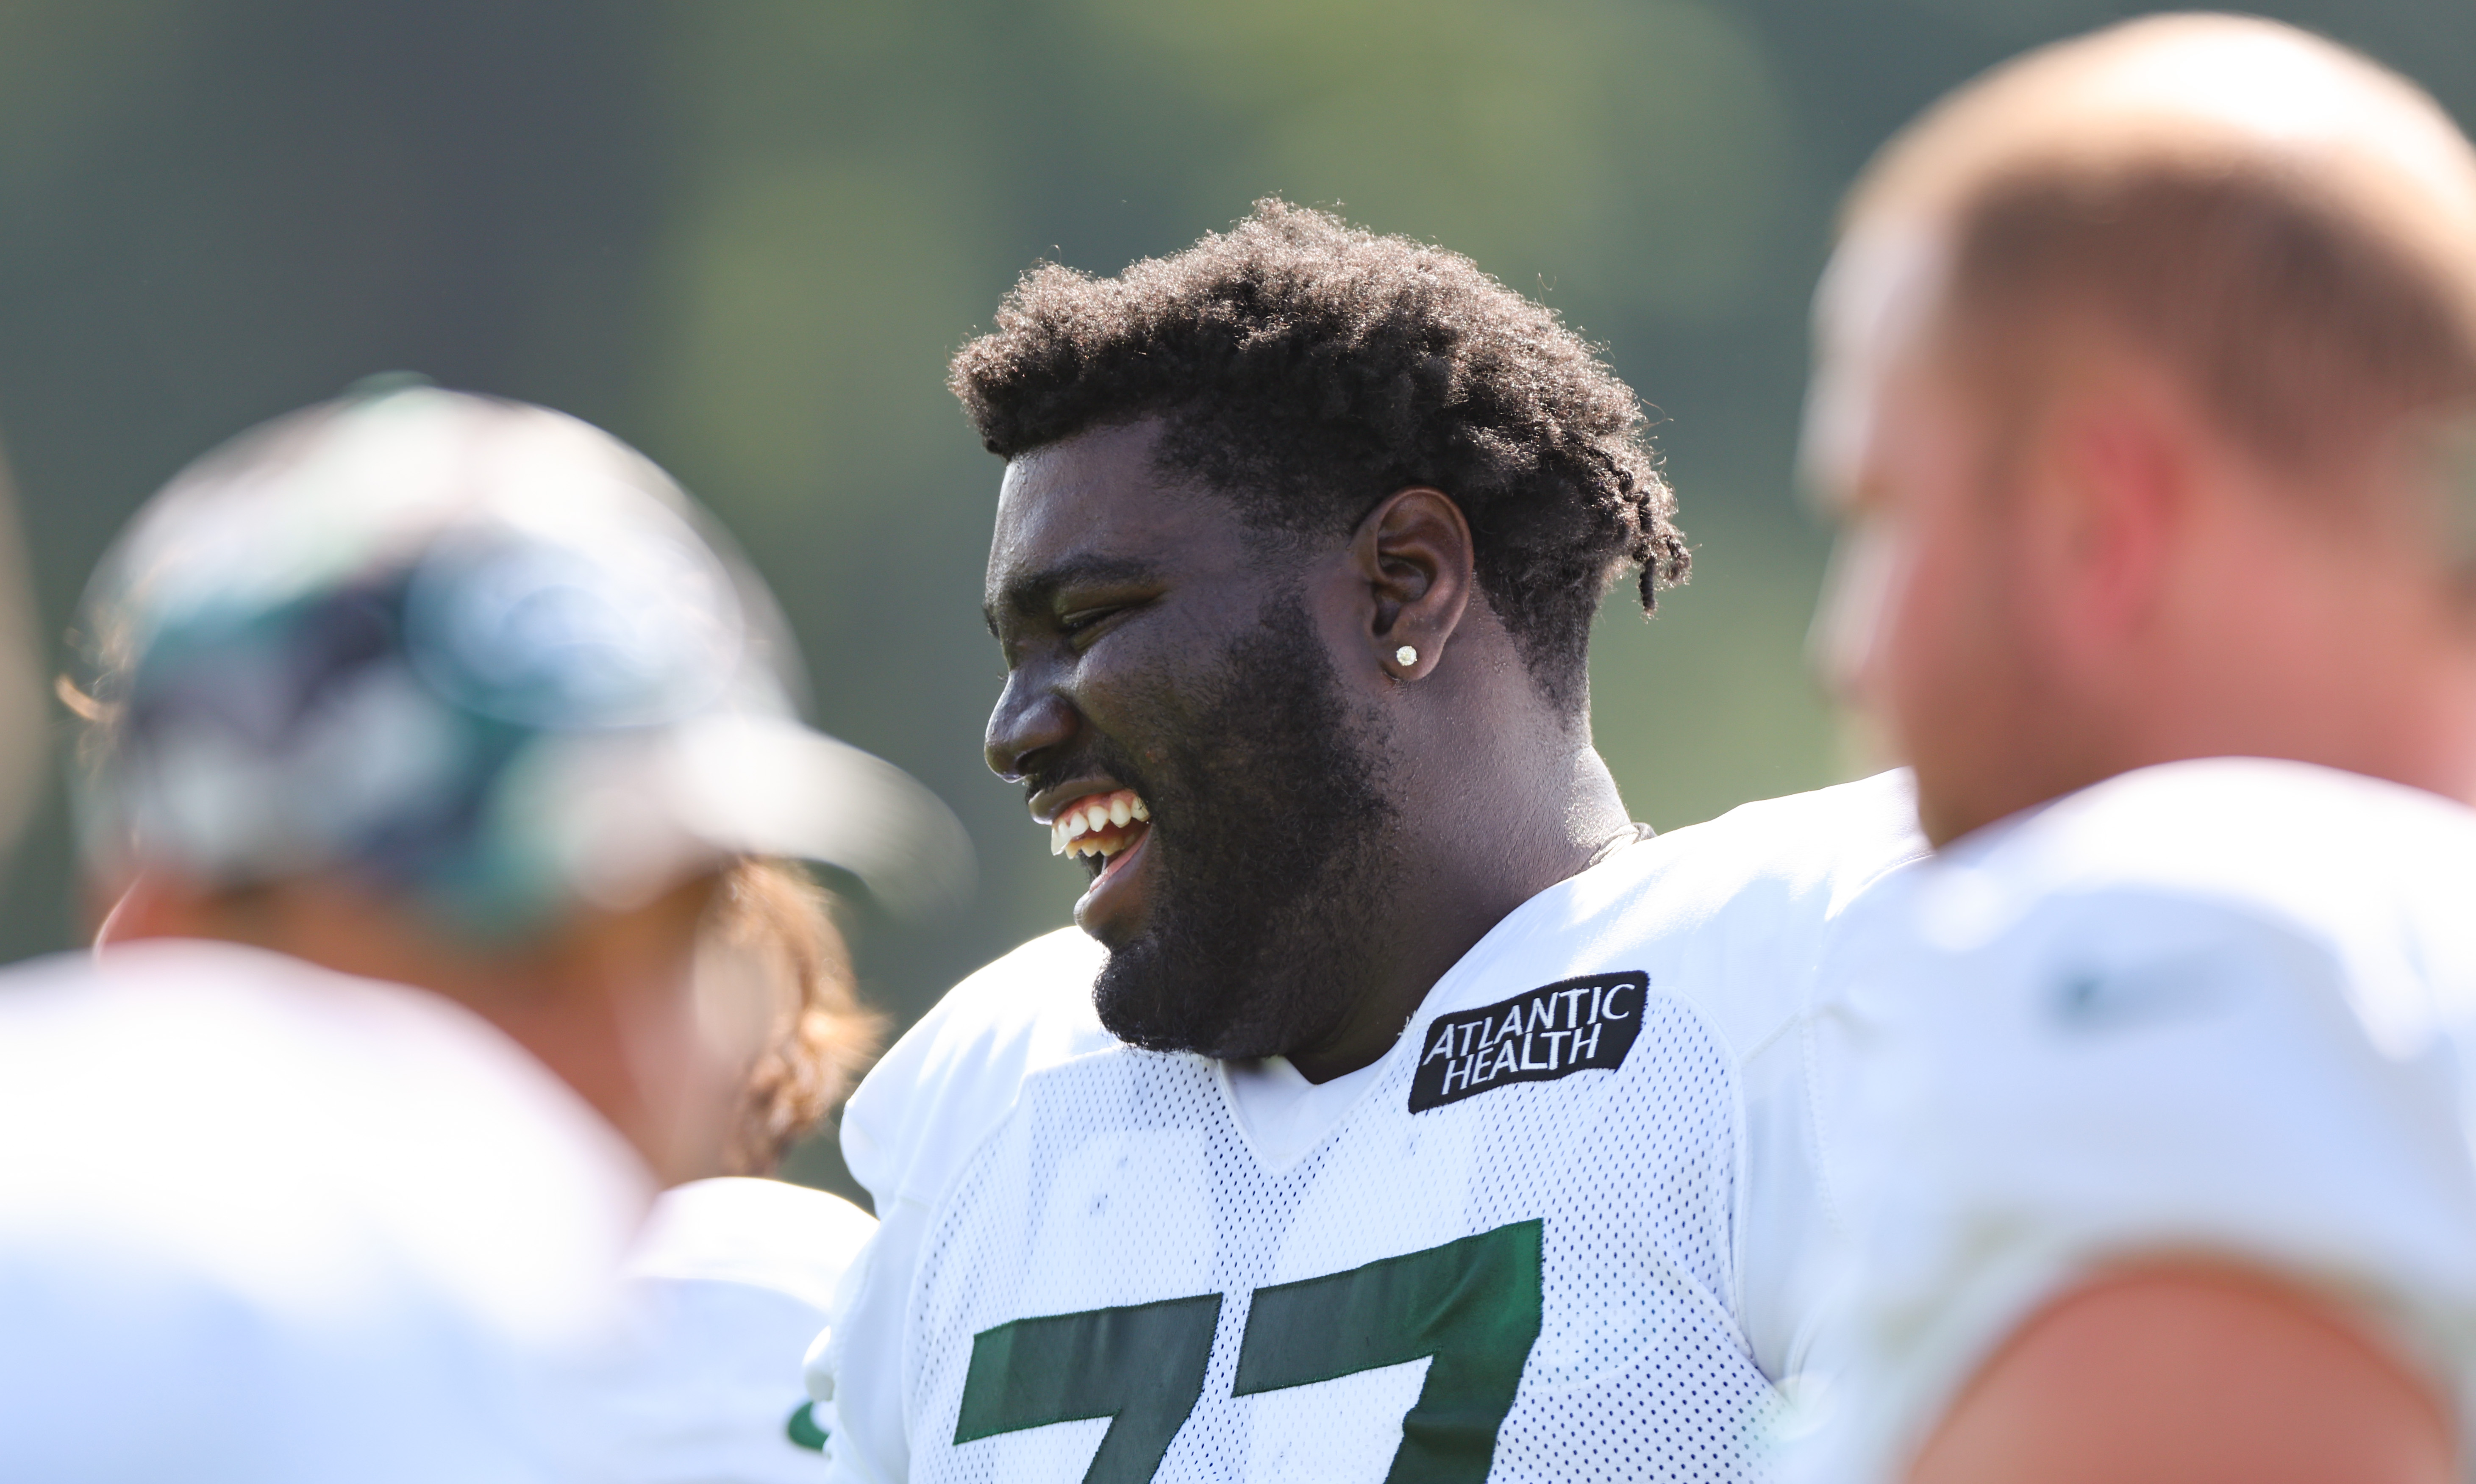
[91,869,191,948]
[1347,487,1476,680]
[2040,385,2183,664]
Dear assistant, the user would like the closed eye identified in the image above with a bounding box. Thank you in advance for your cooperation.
[1059,599,1148,644]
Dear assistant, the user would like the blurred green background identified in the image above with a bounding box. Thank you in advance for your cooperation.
[0,0,2463,1198]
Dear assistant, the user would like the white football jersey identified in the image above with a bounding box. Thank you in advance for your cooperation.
[1789,760,2476,1484]
[827,773,1925,1484]
[589,1176,876,1482]
[826,924,1120,1482]
[0,938,652,1482]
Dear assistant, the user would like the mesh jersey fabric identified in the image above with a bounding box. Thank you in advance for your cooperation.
[831,772,1926,1484]
[826,925,1116,1484]
[1221,1051,1389,1167]
[914,988,1759,1481]
[841,926,1113,1215]
[1786,759,2476,1484]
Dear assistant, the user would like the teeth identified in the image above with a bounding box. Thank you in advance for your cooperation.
[1034,788,1151,862]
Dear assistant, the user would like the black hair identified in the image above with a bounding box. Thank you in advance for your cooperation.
[948,198,1686,710]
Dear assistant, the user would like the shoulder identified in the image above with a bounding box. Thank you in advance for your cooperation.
[0,942,649,1479]
[841,927,1116,1211]
[1957,758,2476,907]
[1917,761,2476,1029]
[1651,768,1924,898]
[1809,765,2476,1484]
[1532,771,1926,1054]
[597,1179,874,1483]
[1577,770,1926,937]
[630,1178,875,1310]
[1860,762,2476,1112]
[0,940,647,1331]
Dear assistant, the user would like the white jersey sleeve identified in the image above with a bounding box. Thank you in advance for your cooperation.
[825,928,1112,1484]
[1793,760,2476,1484]
[581,1177,874,1483]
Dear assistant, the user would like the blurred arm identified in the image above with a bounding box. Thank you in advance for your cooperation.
[1909,1262,2454,1484]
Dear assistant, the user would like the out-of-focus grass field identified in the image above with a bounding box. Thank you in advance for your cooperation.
[0,0,2461,1197]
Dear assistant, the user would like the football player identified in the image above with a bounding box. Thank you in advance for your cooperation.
[596,858,885,1483]
[820,199,1928,1483]
[1793,15,2476,1484]
[0,385,963,1481]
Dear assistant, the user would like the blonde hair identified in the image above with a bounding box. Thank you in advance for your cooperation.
[706,858,883,1176]
[1844,14,2476,477]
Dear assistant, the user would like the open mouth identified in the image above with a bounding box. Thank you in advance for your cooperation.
[1046,787,1151,881]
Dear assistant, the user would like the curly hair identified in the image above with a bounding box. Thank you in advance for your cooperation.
[707,858,883,1178]
[948,199,1687,711]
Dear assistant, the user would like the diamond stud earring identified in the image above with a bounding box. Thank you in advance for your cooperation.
[1395,644,1418,668]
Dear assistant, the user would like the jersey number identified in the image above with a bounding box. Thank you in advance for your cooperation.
[953,1219,1544,1484]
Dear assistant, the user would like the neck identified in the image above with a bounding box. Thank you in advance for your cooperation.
[2121,520,2476,807]
[2118,644,2476,807]
[1951,524,2476,842]
[1287,713,1632,1082]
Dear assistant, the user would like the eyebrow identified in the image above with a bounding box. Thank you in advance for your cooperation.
[983,554,1164,636]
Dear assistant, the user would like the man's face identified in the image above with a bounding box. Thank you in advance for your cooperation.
[982,421,1399,1058]
[1812,308,2054,846]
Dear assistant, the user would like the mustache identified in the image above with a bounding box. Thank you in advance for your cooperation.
[1021,742,1156,818]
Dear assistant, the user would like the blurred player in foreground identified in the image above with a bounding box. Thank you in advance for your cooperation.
[1796,15,2476,1484]
[822,200,1926,1483]
[0,386,963,1481]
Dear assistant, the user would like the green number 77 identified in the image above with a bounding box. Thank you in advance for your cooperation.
[954,1220,1544,1484]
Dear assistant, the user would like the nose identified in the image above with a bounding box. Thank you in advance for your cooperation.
[985,668,1078,782]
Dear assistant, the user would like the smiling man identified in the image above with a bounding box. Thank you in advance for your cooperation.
[819,200,1925,1484]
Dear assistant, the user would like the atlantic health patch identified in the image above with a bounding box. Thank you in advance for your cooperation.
[1409,972,1648,1113]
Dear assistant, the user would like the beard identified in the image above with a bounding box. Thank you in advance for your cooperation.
[1089,591,1399,1060]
